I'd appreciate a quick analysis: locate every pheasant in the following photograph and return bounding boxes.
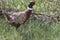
[2,1,35,29]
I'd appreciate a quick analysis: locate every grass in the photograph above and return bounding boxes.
[0,0,60,40]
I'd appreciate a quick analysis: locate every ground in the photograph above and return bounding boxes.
[0,0,60,40]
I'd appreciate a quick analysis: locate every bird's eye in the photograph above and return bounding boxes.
[30,2,35,6]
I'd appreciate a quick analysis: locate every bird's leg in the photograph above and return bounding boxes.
[15,24,20,30]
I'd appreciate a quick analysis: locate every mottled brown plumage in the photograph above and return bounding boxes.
[2,1,35,29]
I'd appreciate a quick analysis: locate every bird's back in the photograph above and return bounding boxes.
[9,11,27,24]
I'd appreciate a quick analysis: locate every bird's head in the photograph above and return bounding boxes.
[27,1,35,10]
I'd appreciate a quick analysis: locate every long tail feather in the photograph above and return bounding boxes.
[2,10,11,20]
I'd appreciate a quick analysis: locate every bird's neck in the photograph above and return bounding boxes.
[27,7,32,10]
[24,7,32,20]
[25,7,32,13]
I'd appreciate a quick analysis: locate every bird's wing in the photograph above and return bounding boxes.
[16,13,26,24]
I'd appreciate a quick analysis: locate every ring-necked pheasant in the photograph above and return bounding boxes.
[2,1,35,29]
